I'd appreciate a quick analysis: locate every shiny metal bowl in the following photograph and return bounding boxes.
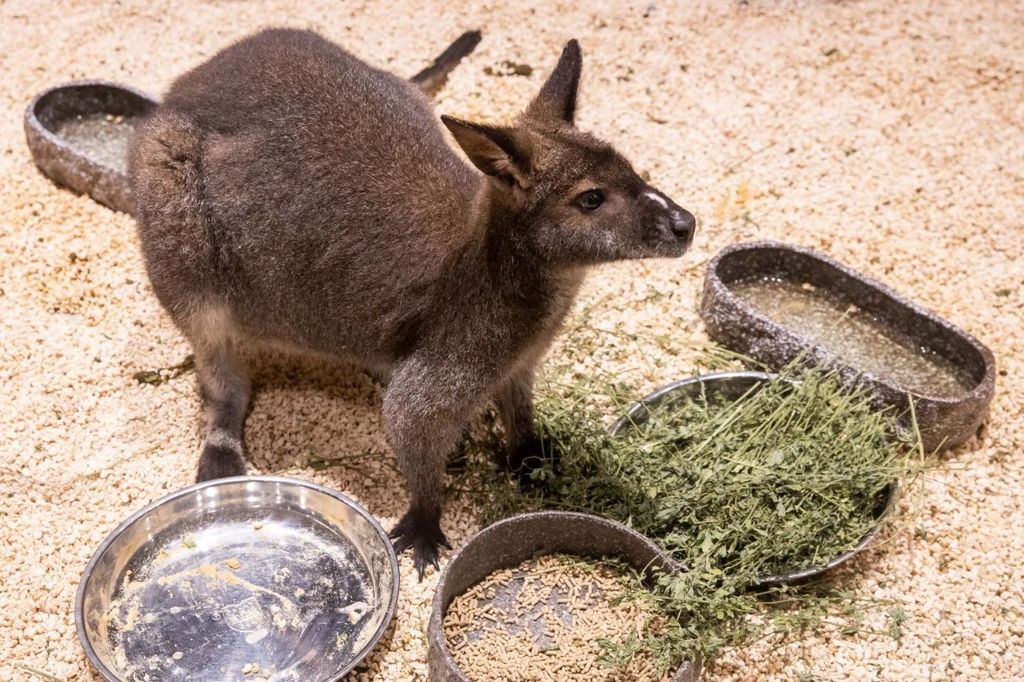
[75,476,399,682]
[609,371,898,587]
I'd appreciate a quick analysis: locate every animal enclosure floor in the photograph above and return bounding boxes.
[1,1,1022,680]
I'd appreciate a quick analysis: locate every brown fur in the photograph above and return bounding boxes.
[128,29,696,577]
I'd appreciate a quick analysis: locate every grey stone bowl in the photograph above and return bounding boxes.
[24,80,156,214]
[700,241,996,452]
[427,511,700,681]
[609,370,898,587]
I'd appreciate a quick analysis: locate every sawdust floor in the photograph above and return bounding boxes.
[1,1,1022,680]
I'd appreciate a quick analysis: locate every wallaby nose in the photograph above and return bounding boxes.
[670,209,696,243]
[642,188,696,246]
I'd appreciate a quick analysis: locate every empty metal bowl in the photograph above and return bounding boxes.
[76,476,399,682]
[609,371,898,587]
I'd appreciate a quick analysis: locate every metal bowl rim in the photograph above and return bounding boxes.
[608,370,777,435]
[607,371,900,586]
[74,474,400,682]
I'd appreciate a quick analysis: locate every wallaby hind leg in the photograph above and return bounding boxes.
[189,307,252,482]
[495,366,556,484]
[496,368,535,469]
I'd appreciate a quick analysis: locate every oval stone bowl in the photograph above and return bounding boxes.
[701,241,996,452]
[427,511,700,681]
[76,476,399,682]
[24,80,156,214]
[609,371,898,587]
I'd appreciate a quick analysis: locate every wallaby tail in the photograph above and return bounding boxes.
[411,30,482,98]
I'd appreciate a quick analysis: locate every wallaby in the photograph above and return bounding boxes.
[128,28,696,577]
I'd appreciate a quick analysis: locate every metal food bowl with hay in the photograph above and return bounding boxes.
[24,80,156,214]
[427,511,700,682]
[76,476,399,682]
[701,241,996,452]
[608,371,898,587]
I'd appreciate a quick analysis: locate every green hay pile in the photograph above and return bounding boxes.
[477,367,924,670]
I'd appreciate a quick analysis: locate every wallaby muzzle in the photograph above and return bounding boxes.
[642,187,697,254]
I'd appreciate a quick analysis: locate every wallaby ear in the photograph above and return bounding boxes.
[525,39,582,125]
[441,115,530,188]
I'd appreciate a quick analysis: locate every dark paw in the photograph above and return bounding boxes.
[196,443,246,482]
[389,510,451,581]
[504,435,560,488]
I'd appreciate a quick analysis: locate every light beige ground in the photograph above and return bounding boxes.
[1,1,1022,680]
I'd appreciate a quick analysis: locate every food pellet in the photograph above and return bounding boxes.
[444,554,672,681]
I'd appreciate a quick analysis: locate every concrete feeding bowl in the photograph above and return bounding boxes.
[427,511,700,682]
[24,80,156,214]
[701,241,996,452]
[609,370,897,587]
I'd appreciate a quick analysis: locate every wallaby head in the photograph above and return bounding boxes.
[442,40,696,267]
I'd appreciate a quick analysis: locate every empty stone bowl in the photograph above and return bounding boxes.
[24,80,156,213]
[427,511,700,681]
[701,241,996,452]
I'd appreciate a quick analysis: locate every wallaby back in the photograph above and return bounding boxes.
[132,29,482,363]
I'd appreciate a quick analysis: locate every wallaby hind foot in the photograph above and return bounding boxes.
[197,440,247,481]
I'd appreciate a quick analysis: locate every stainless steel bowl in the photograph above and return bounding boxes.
[75,476,399,682]
[609,371,898,587]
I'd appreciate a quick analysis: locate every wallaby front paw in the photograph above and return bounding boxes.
[196,442,246,482]
[389,510,451,581]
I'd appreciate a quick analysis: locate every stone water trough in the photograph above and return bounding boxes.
[24,80,156,214]
[701,241,996,452]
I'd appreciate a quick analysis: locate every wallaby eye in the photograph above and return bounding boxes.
[577,189,605,211]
